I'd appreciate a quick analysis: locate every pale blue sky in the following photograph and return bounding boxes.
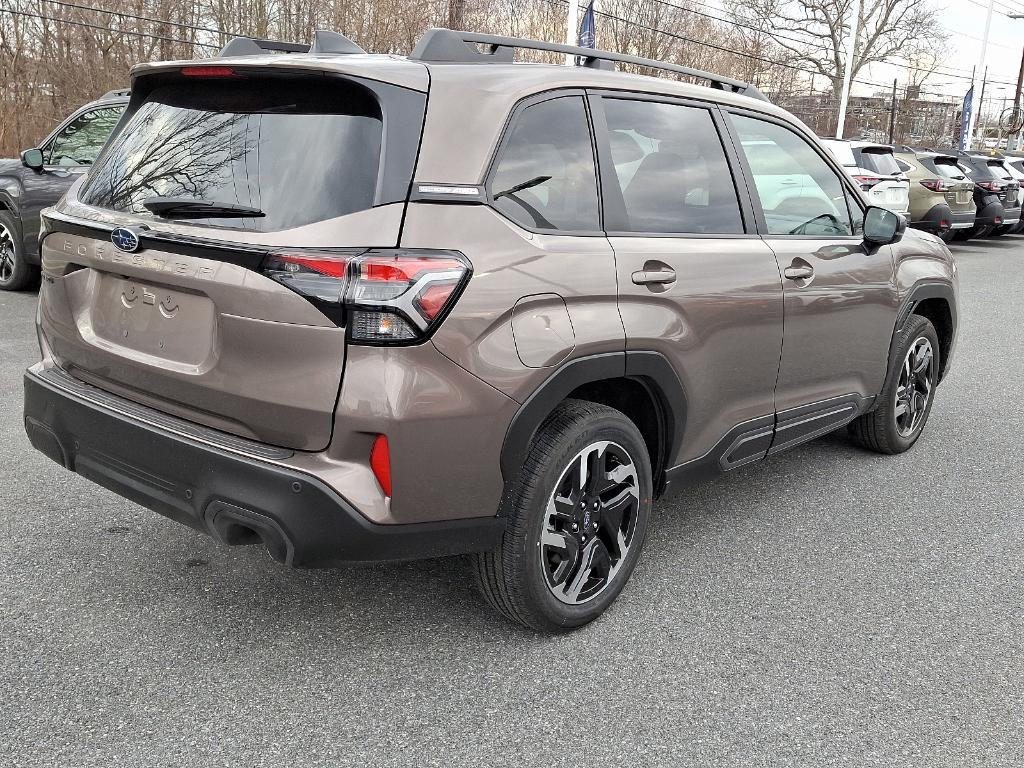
[859,0,1024,101]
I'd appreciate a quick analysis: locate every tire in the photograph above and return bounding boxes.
[991,224,1009,237]
[848,314,940,455]
[0,210,37,291]
[937,229,955,243]
[473,399,653,633]
[951,228,972,242]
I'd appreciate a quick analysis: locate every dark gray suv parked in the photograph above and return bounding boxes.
[0,90,127,290]
[23,30,958,632]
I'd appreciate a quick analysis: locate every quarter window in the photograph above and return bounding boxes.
[729,114,855,236]
[46,107,123,167]
[489,96,600,232]
[602,99,743,234]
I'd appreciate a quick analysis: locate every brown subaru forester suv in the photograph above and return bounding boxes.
[24,29,958,632]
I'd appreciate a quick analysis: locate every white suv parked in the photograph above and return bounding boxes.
[820,139,911,216]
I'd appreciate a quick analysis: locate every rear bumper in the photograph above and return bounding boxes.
[23,365,504,566]
[911,204,975,233]
[975,200,1005,227]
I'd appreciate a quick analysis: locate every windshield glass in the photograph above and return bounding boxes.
[80,78,383,231]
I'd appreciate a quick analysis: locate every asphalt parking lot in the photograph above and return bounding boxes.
[2,236,1023,767]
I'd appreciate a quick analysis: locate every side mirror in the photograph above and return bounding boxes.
[20,148,44,171]
[863,206,906,246]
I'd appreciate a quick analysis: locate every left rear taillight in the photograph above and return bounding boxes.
[262,249,470,344]
[854,175,883,191]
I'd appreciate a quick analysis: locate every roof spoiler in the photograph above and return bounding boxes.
[100,88,131,100]
[409,28,768,101]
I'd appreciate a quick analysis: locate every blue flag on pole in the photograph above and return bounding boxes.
[959,86,974,151]
[578,0,596,49]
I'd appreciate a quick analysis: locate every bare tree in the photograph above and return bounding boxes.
[727,0,947,96]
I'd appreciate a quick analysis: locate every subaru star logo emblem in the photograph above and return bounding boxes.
[111,227,140,253]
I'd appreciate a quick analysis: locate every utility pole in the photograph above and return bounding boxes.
[967,0,996,150]
[978,67,989,148]
[1005,16,1024,150]
[564,0,579,65]
[835,0,863,139]
[1012,47,1024,150]
[888,79,898,144]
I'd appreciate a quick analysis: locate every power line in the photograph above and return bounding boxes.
[0,8,218,48]
[637,0,834,56]
[37,0,236,38]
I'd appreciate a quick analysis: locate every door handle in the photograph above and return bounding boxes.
[631,269,677,285]
[784,264,814,280]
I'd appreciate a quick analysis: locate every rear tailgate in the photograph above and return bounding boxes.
[37,223,396,450]
[37,65,426,451]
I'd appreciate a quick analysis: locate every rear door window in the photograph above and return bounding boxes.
[488,96,600,232]
[600,98,743,234]
[728,114,854,236]
[80,77,387,232]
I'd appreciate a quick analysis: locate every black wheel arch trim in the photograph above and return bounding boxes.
[499,351,687,492]
[893,280,956,382]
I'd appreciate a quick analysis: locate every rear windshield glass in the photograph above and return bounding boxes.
[962,158,997,179]
[988,161,1013,180]
[80,78,383,231]
[857,149,901,175]
[931,158,967,180]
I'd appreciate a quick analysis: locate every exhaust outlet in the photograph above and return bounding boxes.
[205,501,294,565]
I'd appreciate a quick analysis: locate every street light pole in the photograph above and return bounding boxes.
[835,0,862,139]
[967,0,996,150]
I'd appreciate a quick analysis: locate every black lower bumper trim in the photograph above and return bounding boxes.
[23,367,504,565]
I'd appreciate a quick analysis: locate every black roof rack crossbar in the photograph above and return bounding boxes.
[409,28,767,101]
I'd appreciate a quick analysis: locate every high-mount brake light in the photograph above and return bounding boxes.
[261,249,470,344]
[181,66,239,78]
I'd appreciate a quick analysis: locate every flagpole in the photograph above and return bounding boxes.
[565,0,579,65]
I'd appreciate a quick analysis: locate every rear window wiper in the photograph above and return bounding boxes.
[142,196,266,219]
[493,175,552,200]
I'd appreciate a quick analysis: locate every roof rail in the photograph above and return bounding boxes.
[100,88,130,100]
[310,30,365,54]
[409,28,768,101]
[218,36,311,57]
[217,30,364,58]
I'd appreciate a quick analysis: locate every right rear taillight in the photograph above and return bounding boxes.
[920,179,954,192]
[262,248,470,344]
